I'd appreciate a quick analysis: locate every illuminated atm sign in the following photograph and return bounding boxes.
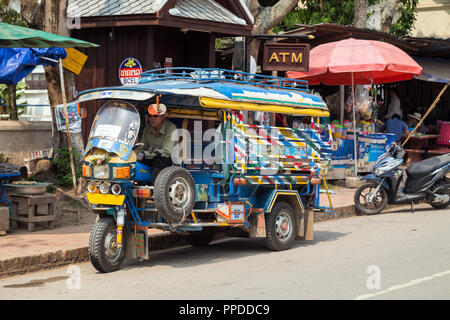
[263,43,310,72]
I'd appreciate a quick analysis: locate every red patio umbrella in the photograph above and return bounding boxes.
[286,38,422,176]
[286,38,422,85]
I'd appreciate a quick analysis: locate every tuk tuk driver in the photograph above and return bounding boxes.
[136,103,177,183]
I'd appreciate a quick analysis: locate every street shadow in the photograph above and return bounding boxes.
[370,204,440,215]
[120,230,348,272]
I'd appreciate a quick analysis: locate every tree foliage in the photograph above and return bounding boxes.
[272,0,418,37]
[0,0,27,26]
[389,0,419,37]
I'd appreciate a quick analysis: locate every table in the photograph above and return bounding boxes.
[9,193,55,232]
[404,134,440,165]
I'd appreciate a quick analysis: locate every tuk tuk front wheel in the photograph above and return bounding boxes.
[89,217,126,273]
[265,202,297,251]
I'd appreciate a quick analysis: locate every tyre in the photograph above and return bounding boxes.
[154,166,196,223]
[354,182,388,215]
[189,229,214,247]
[265,202,297,251]
[428,181,450,210]
[89,217,126,273]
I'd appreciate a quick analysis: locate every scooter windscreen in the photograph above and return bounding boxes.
[85,100,140,161]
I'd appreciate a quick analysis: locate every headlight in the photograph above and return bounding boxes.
[111,184,122,195]
[87,182,97,193]
[99,182,110,194]
[373,158,403,176]
[93,165,110,179]
[373,167,383,176]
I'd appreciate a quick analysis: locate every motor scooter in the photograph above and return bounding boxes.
[354,143,450,214]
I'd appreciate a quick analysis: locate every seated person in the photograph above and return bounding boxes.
[407,112,426,134]
[136,103,177,184]
[381,113,410,142]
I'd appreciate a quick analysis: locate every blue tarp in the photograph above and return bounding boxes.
[0,47,67,85]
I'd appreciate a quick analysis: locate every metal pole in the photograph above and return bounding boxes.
[352,73,357,177]
[58,58,77,190]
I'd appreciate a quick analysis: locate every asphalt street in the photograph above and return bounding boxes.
[1,204,450,300]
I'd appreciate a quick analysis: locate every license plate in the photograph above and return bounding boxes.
[87,193,125,205]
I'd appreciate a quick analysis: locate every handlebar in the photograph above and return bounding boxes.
[389,142,405,159]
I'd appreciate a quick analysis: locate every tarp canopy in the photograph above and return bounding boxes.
[414,57,450,83]
[0,22,99,48]
[0,47,67,84]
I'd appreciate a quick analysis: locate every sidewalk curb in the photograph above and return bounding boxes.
[0,205,357,279]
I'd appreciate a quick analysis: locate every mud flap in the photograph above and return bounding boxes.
[125,226,149,260]
[296,208,314,241]
[249,212,266,238]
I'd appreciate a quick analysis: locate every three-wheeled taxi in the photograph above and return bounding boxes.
[77,68,332,272]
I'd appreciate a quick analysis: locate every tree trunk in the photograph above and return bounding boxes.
[7,84,18,121]
[248,0,300,68]
[354,0,368,28]
[21,0,84,157]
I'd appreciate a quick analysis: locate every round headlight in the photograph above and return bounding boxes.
[111,184,121,195]
[87,182,97,193]
[99,182,110,194]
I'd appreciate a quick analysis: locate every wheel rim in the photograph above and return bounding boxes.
[275,211,293,242]
[359,185,384,210]
[168,177,191,210]
[104,229,121,263]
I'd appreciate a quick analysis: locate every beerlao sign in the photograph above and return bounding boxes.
[119,58,143,86]
[263,43,310,72]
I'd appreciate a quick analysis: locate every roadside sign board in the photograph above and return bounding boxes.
[119,58,142,86]
[263,43,310,72]
[62,48,88,75]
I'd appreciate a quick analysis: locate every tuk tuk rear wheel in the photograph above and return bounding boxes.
[265,202,297,251]
[154,166,196,223]
[89,217,126,273]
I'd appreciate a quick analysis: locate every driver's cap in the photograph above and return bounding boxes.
[148,103,167,116]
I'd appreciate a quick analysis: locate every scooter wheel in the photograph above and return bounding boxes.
[354,182,388,215]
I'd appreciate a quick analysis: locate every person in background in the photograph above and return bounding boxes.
[385,88,402,120]
[407,112,426,134]
[136,103,177,184]
[381,113,410,142]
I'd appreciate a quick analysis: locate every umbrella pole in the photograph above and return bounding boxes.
[352,73,358,177]
[58,58,77,191]
[402,83,449,148]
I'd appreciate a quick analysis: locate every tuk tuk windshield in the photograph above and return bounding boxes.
[88,101,140,147]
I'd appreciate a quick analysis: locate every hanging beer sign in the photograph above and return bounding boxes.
[119,58,142,86]
[263,43,310,72]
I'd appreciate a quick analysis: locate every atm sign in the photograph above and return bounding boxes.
[263,43,310,72]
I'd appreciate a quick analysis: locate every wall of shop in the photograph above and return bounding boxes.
[72,26,214,143]
[411,0,450,38]
[0,121,52,167]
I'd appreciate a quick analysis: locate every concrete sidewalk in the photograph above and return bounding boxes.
[0,187,357,278]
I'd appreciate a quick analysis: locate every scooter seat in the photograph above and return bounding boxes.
[406,153,450,177]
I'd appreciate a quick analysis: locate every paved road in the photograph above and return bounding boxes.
[2,205,450,300]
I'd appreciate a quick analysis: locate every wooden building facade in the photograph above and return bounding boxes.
[68,0,253,141]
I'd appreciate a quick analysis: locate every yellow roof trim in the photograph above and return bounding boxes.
[199,97,330,117]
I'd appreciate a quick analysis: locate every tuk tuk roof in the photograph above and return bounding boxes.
[77,68,329,117]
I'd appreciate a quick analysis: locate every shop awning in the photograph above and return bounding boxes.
[414,57,450,83]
